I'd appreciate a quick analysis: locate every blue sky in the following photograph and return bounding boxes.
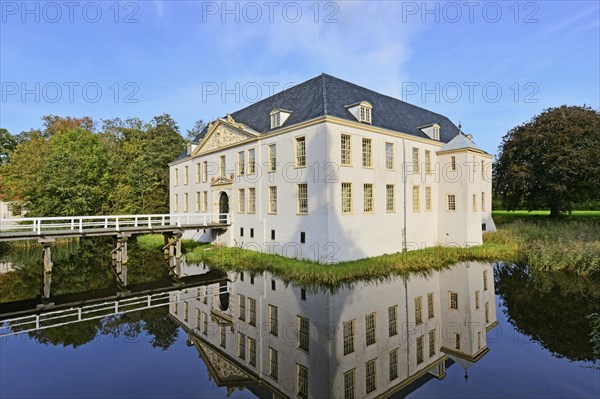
[1,0,598,155]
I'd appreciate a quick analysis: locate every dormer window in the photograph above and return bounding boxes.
[418,123,441,141]
[433,126,440,140]
[270,109,292,129]
[360,105,371,124]
[346,101,373,125]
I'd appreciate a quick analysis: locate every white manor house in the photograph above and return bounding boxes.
[169,74,495,262]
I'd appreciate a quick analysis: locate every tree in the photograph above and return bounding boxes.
[0,128,17,166]
[494,105,600,217]
[185,118,206,141]
[41,115,95,137]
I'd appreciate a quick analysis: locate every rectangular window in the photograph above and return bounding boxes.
[297,183,308,214]
[238,294,246,321]
[455,333,461,350]
[195,192,200,212]
[269,305,278,336]
[248,297,256,326]
[184,193,189,212]
[450,155,456,171]
[360,106,371,123]
[269,347,278,380]
[219,156,226,178]
[482,192,486,211]
[195,308,200,329]
[483,270,488,291]
[389,349,398,380]
[342,183,352,213]
[271,112,280,129]
[296,136,306,167]
[298,316,309,352]
[416,335,424,364]
[341,134,352,166]
[447,194,456,211]
[174,194,178,212]
[481,160,485,179]
[485,302,490,323]
[195,163,201,183]
[412,147,420,173]
[385,142,394,169]
[362,138,372,167]
[433,126,440,140]
[425,187,432,211]
[425,150,431,174]
[297,364,308,399]
[238,151,245,176]
[248,338,256,366]
[363,183,373,213]
[202,312,208,335]
[268,144,277,172]
[248,188,256,214]
[238,333,246,360]
[473,194,477,212]
[268,186,277,214]
[415,296,423,325]
[174,168,179,186]
[427,292,434,319]
[478,331,482,349]
[386,184,395,212]
[220,325,226,348]
[344,369,355,399]
[449,292,458,309]
[202,191,208,212]
[388,305,398,337]
[365,312,376,346]
[366,359,377,393]
[343,320,355,355]
[413,186,420,212]
[429,330,436,358]
[184,166,189,185]
[183,301,189,321]
[475,291,480,309]
[238,189,245,213]
[248,149,256,174]
[202,161,208,182]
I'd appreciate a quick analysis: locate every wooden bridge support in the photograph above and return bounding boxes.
[40,239,55,300]
[111,234,130,288]
[163,232,183,279]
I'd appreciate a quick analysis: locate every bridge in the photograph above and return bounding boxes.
[0,213,230,300]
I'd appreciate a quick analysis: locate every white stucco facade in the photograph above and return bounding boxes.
[169,115,494,262]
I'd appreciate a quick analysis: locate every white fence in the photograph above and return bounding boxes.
[0,213,230,235]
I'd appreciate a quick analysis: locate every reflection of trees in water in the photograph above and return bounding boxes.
[0,238,170,303]
[23,307,179,349]
[495,263,600,362]
[1,238,179,349]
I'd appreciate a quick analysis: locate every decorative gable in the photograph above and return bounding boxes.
[193,117,256,155]
[346,101,372,124]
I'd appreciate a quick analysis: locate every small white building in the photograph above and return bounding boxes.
[170,261,498,398]
[169,74,495,262]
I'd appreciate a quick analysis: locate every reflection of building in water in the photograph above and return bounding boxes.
[170,262,497,398]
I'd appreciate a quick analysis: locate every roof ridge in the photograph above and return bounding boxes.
[321,73,328,115]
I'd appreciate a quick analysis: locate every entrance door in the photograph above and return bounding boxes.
[219,192,229,223]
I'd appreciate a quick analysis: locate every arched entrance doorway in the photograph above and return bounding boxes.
[219,192,229,223]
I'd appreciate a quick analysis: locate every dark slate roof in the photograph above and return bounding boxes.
[188,73,461,148]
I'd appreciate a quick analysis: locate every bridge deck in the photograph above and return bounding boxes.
[0,213,230,241]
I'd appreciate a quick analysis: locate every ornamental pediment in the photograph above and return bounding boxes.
[211,177,234,187]
[194,116,256,155]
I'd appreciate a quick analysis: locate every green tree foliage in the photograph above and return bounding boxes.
[0,128,17,166]
[3,114,186,216]
[494,105,600,217]
[185,118,206,141]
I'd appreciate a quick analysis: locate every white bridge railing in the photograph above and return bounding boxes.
[0,213,230,235]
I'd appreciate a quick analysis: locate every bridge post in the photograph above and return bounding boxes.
[162,231,183,279]
[111,234,130,288]
[39,239,55,300]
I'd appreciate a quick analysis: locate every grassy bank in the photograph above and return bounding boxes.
[135,219,599,285]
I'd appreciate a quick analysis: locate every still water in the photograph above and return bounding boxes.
[0,240,598,398]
